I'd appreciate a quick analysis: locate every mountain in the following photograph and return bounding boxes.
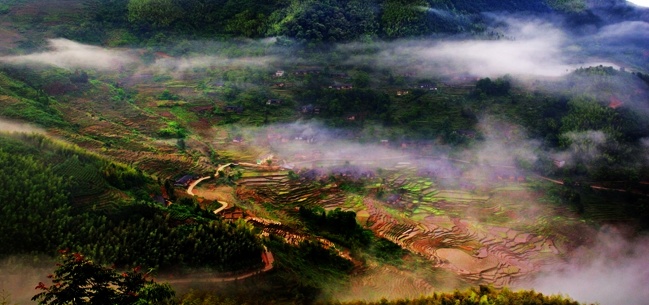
[5,0,647,47]
[1,1,649,304]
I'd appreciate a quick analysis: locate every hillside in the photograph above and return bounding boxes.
[1,1,649,304]
[0,0,595,48]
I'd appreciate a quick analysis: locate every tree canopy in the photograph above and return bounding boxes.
[33,251,174,305]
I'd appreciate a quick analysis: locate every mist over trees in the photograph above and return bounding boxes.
[1,0,649,304]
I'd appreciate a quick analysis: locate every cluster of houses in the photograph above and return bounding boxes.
[275,70,349,78]
[224,105,244,113]
[490,169,526,183]
[266,99,282,105]
[182,67,490,125]
[191,105,215,114]
[417,83,438,90]
[329,84,354,90]
[294,166,374,182]
[300,104,321,115]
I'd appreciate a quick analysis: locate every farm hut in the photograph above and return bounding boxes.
[174,175,196,187]
[224,105,244,113]
[329,84,353,90]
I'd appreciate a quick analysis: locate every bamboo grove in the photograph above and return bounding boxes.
[0,133,263,272]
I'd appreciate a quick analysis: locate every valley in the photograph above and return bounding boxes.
[1,0,649,304]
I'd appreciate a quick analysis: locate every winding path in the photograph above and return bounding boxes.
[186,163,236,213]
[161,246,274,284]
[186,176,212,196]
[172,164,273,284]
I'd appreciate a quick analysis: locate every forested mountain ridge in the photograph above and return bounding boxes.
[2,0,639,48]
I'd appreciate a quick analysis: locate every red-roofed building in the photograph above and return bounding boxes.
[609,96,624,109]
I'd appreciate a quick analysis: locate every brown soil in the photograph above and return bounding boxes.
[193,184,237,203]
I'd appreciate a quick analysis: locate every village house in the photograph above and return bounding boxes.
[400,71,417,77]
[397,90,410,96]
[417,83,437,90]
[400,141,416,149]
[294,69,321,76]
[152,194,166,205]
[223,105,244,113]
[301,104,321,115]
[220,206,247,221]
[330,72,349,78]
[266,99,282,105]
[456,129,477,138]
[329,84,353,90]
[174,174,197,187]
[609,96,624,109]
[491,169,525,183]
[274,70,285,77]
[386,194,401,205]
[191,105,215,115]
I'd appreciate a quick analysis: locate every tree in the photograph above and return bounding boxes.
[380,0,429,38]
[33,251,174,305]
[280,0,377,43]
[225,10,268,37]
[127,0,183,28]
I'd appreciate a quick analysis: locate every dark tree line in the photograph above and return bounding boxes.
[0,133,264,272]
[33,251,175,305]
[74,0,566,44]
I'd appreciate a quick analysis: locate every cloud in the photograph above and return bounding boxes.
[0,119,45,134]
[150,55,277,73]
[525,226,649,305]
[596,20,649,40]
[237,121,408,170]
[412,20,570,77]
[339,18,580,78]
[0,256,53,305]
[0,38,137,71]
[473,116,541,167]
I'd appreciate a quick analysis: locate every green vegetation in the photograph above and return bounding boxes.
[33,251,175,305]
[0,0,587,47]
[325,285,592,304]
[299,206,373,248]
[267,237,355,301]
[0,145,73,256]
[1,1,647,304]
[0,133,263,271]
[0,71,68,128]
[158,121,187,138]
[176,285,592,304]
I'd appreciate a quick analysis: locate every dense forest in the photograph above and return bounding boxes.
[0,133,263,272]
[178,285,594,305]
[0,0,599,48]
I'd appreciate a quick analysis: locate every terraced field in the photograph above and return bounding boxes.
[236,171,347,209]
[232,164,575,289]
[357,170,570,287]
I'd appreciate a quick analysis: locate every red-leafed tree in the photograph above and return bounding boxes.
[32,251,174,305]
